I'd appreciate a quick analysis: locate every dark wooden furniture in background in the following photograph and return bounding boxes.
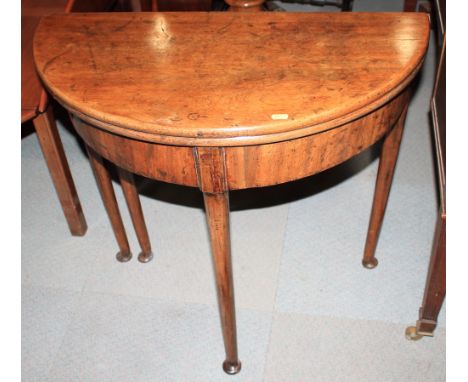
[156,0,212,11]
[22,0,145,236]
[22,0,88,236]
[34,12,429,374]
[406,0,445,340]
[265,0,352,12]
[228,0,352,11]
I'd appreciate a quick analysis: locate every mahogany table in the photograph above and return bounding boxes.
[34,12,430,374]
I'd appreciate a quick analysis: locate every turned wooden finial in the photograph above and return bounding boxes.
[225,0,265,12]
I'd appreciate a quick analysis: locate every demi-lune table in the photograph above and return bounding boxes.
[34,12,429,374]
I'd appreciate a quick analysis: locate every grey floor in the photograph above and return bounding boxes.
[22,1,446,381]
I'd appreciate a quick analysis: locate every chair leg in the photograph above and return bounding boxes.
[86,145,132,262]
[117,167,153,263]
[195,147,241,375]
[33,106,87,236]
[362,105,409,269]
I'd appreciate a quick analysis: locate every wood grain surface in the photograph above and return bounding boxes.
[34,12,429,146]
[71,88,407,190]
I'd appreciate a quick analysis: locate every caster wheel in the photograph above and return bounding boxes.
[405,326,424,341]
[223,360,241,375]
[116,250,132,262]
[362,257,378,269]
[138,251,154,263]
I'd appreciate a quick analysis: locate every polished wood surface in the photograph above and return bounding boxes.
[34,12,429,146]
[34,12,430,373]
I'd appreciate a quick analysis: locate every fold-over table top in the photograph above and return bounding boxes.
[34,12,429,146]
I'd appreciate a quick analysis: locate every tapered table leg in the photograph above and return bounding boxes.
[195,147,241,375]
[118,167,153,263]
[86,146,132,262]
[406,209,446,340]
[33,106,87,236]
[362,104,409,269]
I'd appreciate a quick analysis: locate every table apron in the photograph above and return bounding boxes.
[71,90,408,190]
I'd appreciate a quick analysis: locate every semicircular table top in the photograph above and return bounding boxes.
[34,12,429,146]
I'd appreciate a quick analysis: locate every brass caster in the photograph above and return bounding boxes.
[223,360,241,375]
[116,250,132,263]
[138,251,154,263]
[362,257,378,269]
[405,326,424,341]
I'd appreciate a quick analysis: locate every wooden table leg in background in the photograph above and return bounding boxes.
[362,102,409,269]
[406,209,446,340]
[86,145,132,262]
[418,211,446,335]
[195,147,241,375]
[33,106,87,236]
[118,167,154,263]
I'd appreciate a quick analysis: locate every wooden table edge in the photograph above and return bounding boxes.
[38,55,424,147]
[33,12,430,146]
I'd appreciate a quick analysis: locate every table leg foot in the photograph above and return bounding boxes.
[223,360,242,375]
[116,250,132,262]
[138,251,154,263]
[405,326,424,341]
[362,257,378,269]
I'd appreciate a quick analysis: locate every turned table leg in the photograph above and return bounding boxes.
[86,145,132,262]
[33,106,87,236]
[117,167,154,263]
[362,104,409,269]
[195,147,241,375]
